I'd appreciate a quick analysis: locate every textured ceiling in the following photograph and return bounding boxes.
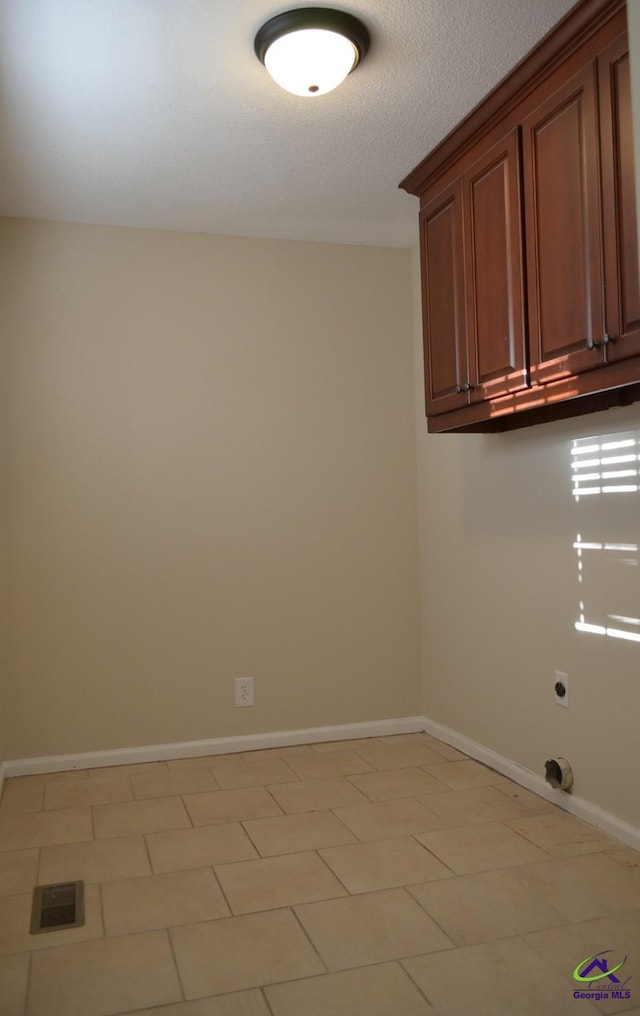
[0,0,577,246]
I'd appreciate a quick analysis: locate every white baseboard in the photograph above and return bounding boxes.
[2,716,426,779]
[422,716,640,852]
[4,712,639,853]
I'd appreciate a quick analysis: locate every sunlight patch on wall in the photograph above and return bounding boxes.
[571,432,640,644]
[571,435,639,498]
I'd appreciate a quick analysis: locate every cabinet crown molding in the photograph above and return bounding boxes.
[400,0,626,198]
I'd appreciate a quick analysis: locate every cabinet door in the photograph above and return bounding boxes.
[522,62,605,384]
[599,35,640,363]
[419,180,468,415]
[463,129,528,401]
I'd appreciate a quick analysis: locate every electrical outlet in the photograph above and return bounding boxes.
[234,676,254,707]
[554,671,569,707]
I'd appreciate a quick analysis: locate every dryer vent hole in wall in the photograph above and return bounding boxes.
[30,881,85,934]
[544,757,574,792]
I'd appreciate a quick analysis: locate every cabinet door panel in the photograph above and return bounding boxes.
[419,181,468,415]
[599,36,640,362]
[463,129,528,401]
[523,63,604,383]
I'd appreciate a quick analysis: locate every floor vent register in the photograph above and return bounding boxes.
[30,881,85,934]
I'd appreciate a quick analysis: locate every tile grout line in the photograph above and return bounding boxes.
[164,925,188,1003]
[181,793,195,829]
[399,952,445,1012]
[418,765,456,790]
[97,879,106,939]
[277,757,303,782]
[260,984,276,1015]
[178,793,194,830]
[289,904,329,975]
[261,957,442,1010]
[209,863,234,918]
[407,830,459,877]
[262,784,286,818]
[35,843,42,888]
[23,948,33,1016]
[327,805,364,842]
[497,820,557,859]
[313,846,356,897]
[397,882,461,948]
[503,932,568,978]
[502,855,588,914]
[125,773,135,814]
[239,817,263,858]
[141,829,155,877]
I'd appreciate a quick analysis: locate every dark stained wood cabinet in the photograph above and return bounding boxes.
[599,34,640,363]
[421,129,528,415]
[419,180,467,415]
[463,129,528,402]
[522,62,604,384]
[401,0,640,433]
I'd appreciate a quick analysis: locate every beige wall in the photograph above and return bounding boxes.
[1,218,421,759]
[412,254,640,828]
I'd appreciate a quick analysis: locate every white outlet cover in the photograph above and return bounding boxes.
[234,676,254,708]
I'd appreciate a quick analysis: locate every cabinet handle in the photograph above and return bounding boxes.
[461,383,474,393]
[455,385,463,394]
[586,333,616,350]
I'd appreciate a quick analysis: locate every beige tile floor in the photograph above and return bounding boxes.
[0,731,639,1015]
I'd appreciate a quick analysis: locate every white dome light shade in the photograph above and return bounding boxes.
[265,28,357,97]
[255,8,370,98]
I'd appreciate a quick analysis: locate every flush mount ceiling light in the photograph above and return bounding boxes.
[254,7,370,97]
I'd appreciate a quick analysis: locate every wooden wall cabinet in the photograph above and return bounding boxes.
[599,34,640,362]
[420,130,527,416]
[402,0,640,433]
